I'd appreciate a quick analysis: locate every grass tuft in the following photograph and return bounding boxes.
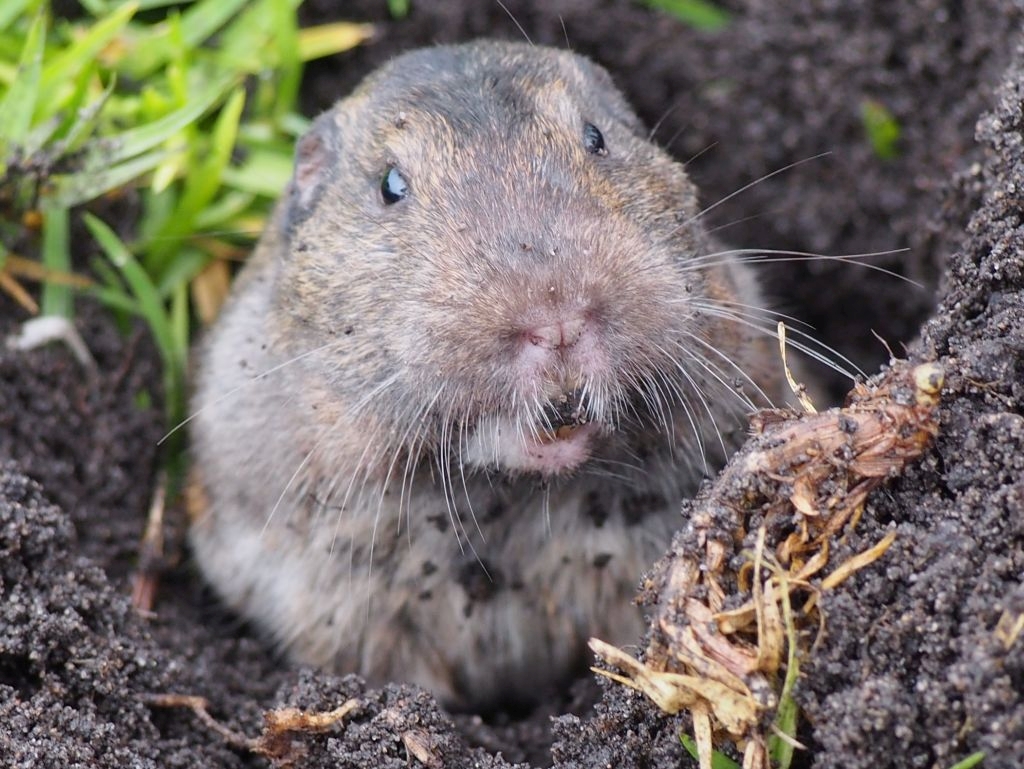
[0,0,372,483]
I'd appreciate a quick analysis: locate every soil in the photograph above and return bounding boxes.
[1,2,1022,768]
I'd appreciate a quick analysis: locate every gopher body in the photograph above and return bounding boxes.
[189,40,786,710]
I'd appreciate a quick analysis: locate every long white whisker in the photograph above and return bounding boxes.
[495,0,533,44]
[693,305,863,379]
[683,248,921,286]
[688,298,815,330]
[655,354,714,472]
[261,419,336,536]
[437,404,466,553]
[383,385,444,538]
[673,334,772,409]
[677,152,831,231]
[457,409,487,544]
[161,339,342,444]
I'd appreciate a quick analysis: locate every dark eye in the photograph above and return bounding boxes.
[381,166,409,204]
[583,123,607,156]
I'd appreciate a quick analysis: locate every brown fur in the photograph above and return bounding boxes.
[189,40,788,710]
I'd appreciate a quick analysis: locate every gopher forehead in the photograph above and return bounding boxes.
[356,61,587,145]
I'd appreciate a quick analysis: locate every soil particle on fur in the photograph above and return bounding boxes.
[2,2,1024,769]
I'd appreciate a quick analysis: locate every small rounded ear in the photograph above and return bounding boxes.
[284,110,341,232]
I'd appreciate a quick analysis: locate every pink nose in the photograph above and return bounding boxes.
[526,317,586,350]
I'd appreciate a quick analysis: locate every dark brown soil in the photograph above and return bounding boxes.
[2,2,1023,768]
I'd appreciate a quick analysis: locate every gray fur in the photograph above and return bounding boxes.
[189,40,787,710]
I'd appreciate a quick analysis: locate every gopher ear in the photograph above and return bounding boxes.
[284,110,340,232]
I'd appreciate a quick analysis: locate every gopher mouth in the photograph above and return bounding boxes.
[461,388,601,476]
[536,387,590,440]
[536,423,588,444]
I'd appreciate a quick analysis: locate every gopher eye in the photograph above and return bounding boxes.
[583,123,607,156]
[381,166,409,204]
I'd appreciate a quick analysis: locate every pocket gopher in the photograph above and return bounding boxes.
[189,40,788,710]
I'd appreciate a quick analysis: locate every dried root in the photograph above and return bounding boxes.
[143,693,360,768]
[591,358,944,769]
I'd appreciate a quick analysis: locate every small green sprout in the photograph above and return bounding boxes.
[640,0,731,31]
[860,98,902,160]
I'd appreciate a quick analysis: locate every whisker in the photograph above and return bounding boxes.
[437,404,467,553]
[676,152,831,232]
[684,248,921,287]
[657,354,715,472]
[647,99,682,143]
[260,418,338,537]
[329,426,390,557]
[495,0,533,44]
[693,304,863,380]
[457,409,487,545]
[161,339,342,444]
[683,140,718,166]
[381,385,443,538]
[558,14,571,51]
[702,209,776,237]
[688,298,815,330]
[673,333,773,408]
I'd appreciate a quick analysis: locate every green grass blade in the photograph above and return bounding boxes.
[179,0,250,48]
[37,3,138,122]
[87,0,204,10]
[90,249,129,292]
[59,71,116,153]
[88,284,139,314]
[387,0,410,20]
[51,147,174,208]
[948,752,985,769]
[168,277,189,423]
[21,62,101,157]
[768,571,801,769]
[138,0,204,9]
[84,213,182,422]
[860,99,901,160]
[641,0,731,30]
[171,273,189,355]
[185,85,246,208]
[77,0,107,14]
[137,182,177,244]
[83,73,235,168]
[269,0,301,118]
[0,0,38,33]
[148,87,245,270]
[84,214,171,354]
[39,201,72,319]
[20,114,63,159]
[109,10,180,79]
[193,189,256,230]
[679,734,741,769]
[0,9,46,149]
[279,112,311,137]
[156,247,209,298]
[220,147,293,197]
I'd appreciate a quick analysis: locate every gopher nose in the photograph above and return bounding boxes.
[525,317,586,351]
